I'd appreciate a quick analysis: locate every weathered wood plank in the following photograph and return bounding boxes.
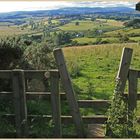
[128,69,138,111]
[87,124,105,138]
[116,47,133,94]
[78,100,110,108]
[128,69,138,135]
[12,70,28,138]
[2,92,140,100]
[0,70,11,79]
[53,48,85,137]
[24,70,49,80]
[50,70,62,137]
[5,114,140,125]
[0,70,49,80]
[138,71,140,78]
[1,114,108,124]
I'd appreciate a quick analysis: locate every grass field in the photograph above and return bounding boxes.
[63,43,140,100]
[130,37,140,41]
[59,19,122,31]
[73,37,119,44]
[105,28,140,37]
[0,26,29,37]
[98,19,124,27]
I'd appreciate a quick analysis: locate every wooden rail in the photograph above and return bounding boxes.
[2,113,140,125]
[0,70,49,79]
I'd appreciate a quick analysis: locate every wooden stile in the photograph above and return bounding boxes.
[53,48,85,137]
[12,70,28,138]
[0,47,140,138]
[50,70,62,137]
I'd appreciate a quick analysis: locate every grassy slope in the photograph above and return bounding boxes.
[105,28,140,37]
[59,19,122,31]
[63,43,140,100]
[0,26,30,37]
[73,37,119,44]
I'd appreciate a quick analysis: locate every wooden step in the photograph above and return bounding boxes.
[87,124,105,138]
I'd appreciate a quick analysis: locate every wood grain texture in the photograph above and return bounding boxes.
[54,48,85,137]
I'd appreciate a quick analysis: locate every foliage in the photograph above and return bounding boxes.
[124,19,140,29]
[30,118,54,137]
[0,37,24,69]
[118,33,130,43]
[53,31,72,46]
[86,77,95,99]
[95,37,102,44]
[0,118,15,138]
[24,42,55,70]
[106,80,137,138]
[75,21,79,26]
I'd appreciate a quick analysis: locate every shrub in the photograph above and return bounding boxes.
[24,42,55,70]
[106,80,137,138]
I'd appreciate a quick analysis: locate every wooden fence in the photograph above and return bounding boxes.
[0,47,140,138]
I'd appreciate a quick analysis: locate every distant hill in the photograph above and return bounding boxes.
[0,7,139,22]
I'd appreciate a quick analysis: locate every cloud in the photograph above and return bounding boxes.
[0,1,136,13]
[67,1,135,8]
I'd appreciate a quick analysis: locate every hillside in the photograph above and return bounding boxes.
[63,43,140,100]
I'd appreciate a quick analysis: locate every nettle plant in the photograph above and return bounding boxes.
[106,79,137,138]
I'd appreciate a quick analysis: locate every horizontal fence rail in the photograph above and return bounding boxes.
[2,114,140,125]
[0,70,50,79]
[0,92,111,108]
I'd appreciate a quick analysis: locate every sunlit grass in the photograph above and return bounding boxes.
[59,19,121,31]
[63,43,140,100]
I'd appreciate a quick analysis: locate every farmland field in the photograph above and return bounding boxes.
[0,26,30,37]
[73,37,119,44]
[59,19,122,31]
[63,43,140,100]
[105,28,140,37]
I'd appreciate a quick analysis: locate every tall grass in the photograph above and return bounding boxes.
[63,43,140,100]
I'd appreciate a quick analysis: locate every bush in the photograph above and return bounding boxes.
[106,80,137,138]
[24,42,55,70]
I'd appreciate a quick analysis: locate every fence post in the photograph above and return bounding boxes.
[128,69,138,135]
[53,48,85,138]
[50,70,62,137]
[128,69,138,112]
[12,70,28,138]
[116,47,133,94]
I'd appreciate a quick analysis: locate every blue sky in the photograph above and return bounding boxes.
[0,1,136,13]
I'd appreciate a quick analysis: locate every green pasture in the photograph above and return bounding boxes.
[105,28,140,37]
[73,37,119,44]
[130,37,140,41]
[59,19,121,31]
[63,43,140,100]
[0,26,29,37]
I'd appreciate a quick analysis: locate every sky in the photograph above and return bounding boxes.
[0,1,137,13]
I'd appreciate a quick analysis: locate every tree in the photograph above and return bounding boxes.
[0,37,30,69]
[136,2,140,11]
[75,21,79,26]
[91,17,96,21]
[124,19,140,29]
[118,33,129,43]
[48,19,52,25]
[53,32,72,46]
[24,42,55,70]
